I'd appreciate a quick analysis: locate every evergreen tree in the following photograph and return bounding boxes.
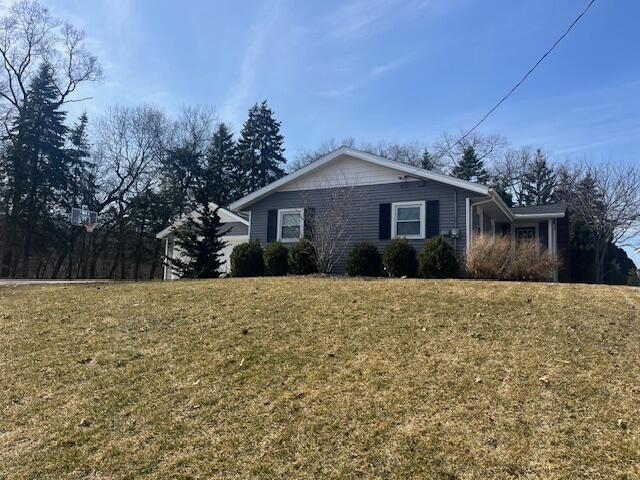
[551,165,573,204]
[160,143,203,218]
[67,113,95,208]
[236,100,286,195]
[451,146,489,183]
[205,123,236,206]
[521,149,556,206]
[420,148,435,170]
[5,63,69,276]
[167,143,229,278]
[490,176,514,207]
[168,203,228,279]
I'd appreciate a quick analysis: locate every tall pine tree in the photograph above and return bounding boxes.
[236,100,286,195]
[67,113,95,209]
[521,149,556,206]
[205,122,236,206]
[5,63,69,277]
[451,146,489,183]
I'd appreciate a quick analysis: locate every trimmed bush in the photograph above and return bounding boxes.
[230,239,264,277]
[465,234,555,281]
[263,241,288,276]
[418,236,459,278]
[288,239,317,275]
[346,241,382,277]
[382,238,418,278]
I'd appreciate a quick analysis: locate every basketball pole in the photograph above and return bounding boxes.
[67,223,74,280]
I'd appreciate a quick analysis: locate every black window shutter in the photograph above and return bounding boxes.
[426,200,440,237]
[379,203,391,239]
[267,209,277,242]
[304,207,315,239]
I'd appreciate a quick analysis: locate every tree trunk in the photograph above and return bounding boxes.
[51,251,67,279]
[594,242,606,284]
[149,241,161,280]
[133,208,147,280]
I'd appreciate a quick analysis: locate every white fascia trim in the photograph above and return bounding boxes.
[276,208,304,243]
[512,212,565,220]
[488,190,515,221]
[229,146,490,211]
[156,202,248,239]
[391,200,426,240]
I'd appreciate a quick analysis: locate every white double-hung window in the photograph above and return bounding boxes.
[277,208,304,242]
[392,201,425,239]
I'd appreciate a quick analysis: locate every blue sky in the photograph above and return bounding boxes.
[45,0,640,261]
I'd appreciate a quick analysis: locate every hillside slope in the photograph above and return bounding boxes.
[1,278,639,479]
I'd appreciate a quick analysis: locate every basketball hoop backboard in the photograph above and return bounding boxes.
[70,207,98,232]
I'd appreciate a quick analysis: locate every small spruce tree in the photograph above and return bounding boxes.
[421,148,435,170]
[168,203,228,278]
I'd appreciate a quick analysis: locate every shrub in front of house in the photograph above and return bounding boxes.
[465,234,555,281]
[382,238,418,277]
[288,239,317,275]
[346,241,382,277]
[230,239,264,277]
[263,241,288,276]
[418,236,459,278]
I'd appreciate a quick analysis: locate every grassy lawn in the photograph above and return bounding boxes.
[1,277,639,479]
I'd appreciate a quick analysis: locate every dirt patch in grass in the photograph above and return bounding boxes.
[1,278,639,479]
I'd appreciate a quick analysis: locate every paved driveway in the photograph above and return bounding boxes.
[0,279,110,287]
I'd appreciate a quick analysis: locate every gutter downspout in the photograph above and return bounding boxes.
[451,187,457,251]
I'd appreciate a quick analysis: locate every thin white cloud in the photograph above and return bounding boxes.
[370,57,408,77]
[222,0,283,127]
[323,0,463,40]
[323,0,399,40]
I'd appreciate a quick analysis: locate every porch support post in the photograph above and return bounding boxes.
[163,238,169,280]
[548,219,558,282]
[466,198,472,250]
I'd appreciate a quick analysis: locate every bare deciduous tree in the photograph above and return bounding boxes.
[571,161,640,284]
[432,130,507,171]
[303,177,361,274]
[0,0,102,125]
[90,105,168,278]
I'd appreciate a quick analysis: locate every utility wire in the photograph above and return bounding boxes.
[432,0,597,162]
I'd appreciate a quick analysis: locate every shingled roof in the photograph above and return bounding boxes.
[509,204,566,216]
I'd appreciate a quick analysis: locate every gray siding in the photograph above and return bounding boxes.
[246,180,482,274]
[222,222,248,236]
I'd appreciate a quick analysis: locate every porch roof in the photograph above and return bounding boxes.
[510,204,566,220]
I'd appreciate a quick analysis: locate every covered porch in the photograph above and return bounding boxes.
[465,199,568,281]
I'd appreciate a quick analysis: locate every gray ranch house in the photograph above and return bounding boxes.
[228,147,569,280]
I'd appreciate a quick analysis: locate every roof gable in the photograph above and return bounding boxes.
[156,202,249,239]
[230,147,490,210]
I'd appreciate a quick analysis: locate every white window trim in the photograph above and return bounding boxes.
[277,208,304,243]
[391,201,426,240]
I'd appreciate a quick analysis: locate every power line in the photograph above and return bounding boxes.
[439,0,597,159]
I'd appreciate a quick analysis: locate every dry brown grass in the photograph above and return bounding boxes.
[1,277,639,479]
[466,235,556,281]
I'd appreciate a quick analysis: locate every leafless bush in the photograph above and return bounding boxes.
[466,234,555,281]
